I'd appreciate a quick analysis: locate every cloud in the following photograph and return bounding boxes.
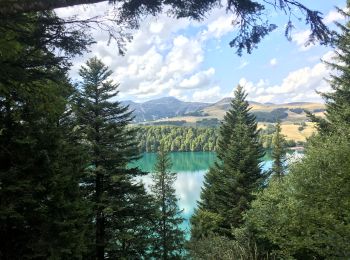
[56,1,107,19]
[321,50,336,63]
[58,4,336,104]
[270,58,277,66]
[168,88,189,101]
[191,86,223,102]
[165,35,204,74]
[179,68,215,89]
[292,30,314,51]
[291,7,347,52]
[58,4,233,101]
[324,8,346,25]
[201,14,236,40]
[111,34,207,99]
[237,51,334,103]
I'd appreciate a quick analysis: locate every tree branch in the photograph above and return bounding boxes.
[0,0,108,16]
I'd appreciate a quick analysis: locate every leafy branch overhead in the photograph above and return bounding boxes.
[0,0,333,55]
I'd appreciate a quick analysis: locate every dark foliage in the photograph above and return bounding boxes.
[191,86,265,239]
[253,108,288,123]
[75,57,156,259]
[0,12,92,259]
[150,146,186,259]
[0,0,333,56]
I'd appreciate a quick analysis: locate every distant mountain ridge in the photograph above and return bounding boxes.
[121,97,210,122]
[121,96,325,123]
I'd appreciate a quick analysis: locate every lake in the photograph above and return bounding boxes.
[131,151,274,233]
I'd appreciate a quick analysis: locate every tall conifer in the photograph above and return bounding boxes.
[192,85,264,238]
[151,145,185,259]
[309,6,350,133]
[76,57,155,259]
[0,13,91,259]
[271,121,287,179]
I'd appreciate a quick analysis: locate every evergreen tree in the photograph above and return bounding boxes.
[310,6,350,134]
[191,85,264,238]
[151,145,185,259]
[76,57,155,259]
[246,131,350,258]
[325,15,350,126]
[0,12,91,259]
[243,7,350,258]
[271,121,287,178]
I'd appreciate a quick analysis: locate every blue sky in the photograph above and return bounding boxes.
[57,0,346,103]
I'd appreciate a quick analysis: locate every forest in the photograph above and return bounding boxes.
[135,125,299,153]
[136,126,219,152]
[0,0,349,259]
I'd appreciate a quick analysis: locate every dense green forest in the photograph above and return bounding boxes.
[135,126,219,152]
[135,125,299,152]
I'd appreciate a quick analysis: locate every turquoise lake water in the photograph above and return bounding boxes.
[131,151,274,233]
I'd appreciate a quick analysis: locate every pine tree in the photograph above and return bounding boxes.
[151,145,185,259]
[246,129,350,258]
[310,6,350,134]
[271,121,287,179]
[76,57,155,259]
[0,13,91,259]
[191,85,265,238]
[244,7,350,257]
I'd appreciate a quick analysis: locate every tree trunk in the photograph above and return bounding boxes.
[0,0,107,16]
[96,172,105,260]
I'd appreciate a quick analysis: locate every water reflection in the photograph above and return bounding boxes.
[131,152,217,173]
[138,170,206,233]
[133,152,276,233]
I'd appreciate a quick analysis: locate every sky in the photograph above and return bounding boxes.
[57,0,346,104]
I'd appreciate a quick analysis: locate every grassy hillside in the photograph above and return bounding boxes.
[142,100,323,142]
[149,102,324,123]
[202,99,325,122]
[258,122,316,142]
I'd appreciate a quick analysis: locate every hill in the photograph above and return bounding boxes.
[126,96,325,142]
[201,98,325,122]
[127,96,325,124]
[122,97,210,122]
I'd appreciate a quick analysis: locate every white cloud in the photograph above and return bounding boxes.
[192,86,223,102]
[321,50,336,63]
[201,14,236,40]
[56,2,107,19]
[270,58,277,66]
[113,34,207,99]
[59,4,337,104]
[292,30,314,51]
[58,4,234,100]
[324,8,346,25]
[149,22,164,34]
[291,7,347,52]
[238,78,268,96]
[168,88,189,101]
[179,68,215,89]
[165,35,204,74]
[237,51,334,103]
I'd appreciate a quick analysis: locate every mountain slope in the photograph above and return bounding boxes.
[201,98,325,122]
[121,96,325,123]
[122,97,210,122]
